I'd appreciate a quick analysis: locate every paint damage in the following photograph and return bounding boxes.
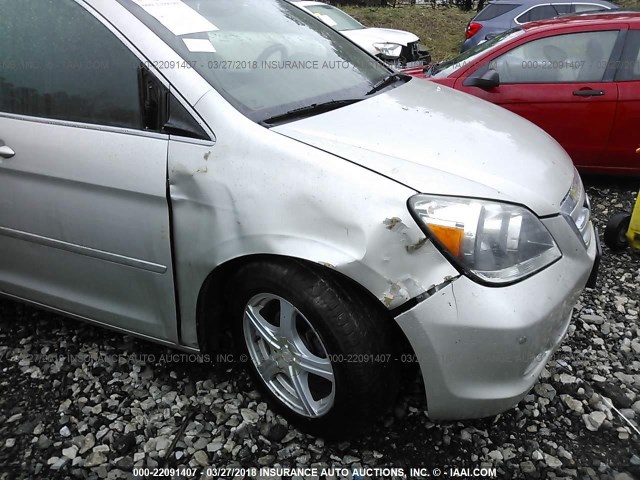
[370,217,456,308]
[167,89,461,348]
[383,217,427,253]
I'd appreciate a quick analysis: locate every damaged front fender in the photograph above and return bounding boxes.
[168,90,459,347]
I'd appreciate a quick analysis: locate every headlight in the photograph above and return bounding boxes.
[373,42,403,59]
[409,195,562,285]
[560,168,591,247]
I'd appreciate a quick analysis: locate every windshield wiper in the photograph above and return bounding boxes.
[260,99,362,126]
[365,72,410,96]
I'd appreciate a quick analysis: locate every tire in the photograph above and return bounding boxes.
[229,259,399,437]
[604,213,631,252]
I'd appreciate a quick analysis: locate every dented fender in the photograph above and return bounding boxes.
[168,90,459,347]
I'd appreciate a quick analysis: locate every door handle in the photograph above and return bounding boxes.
[573,89,605,97]
[0,145,15,159]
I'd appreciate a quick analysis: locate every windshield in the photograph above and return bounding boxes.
[117,0,390,124]
[430,28,525,78]
[303,4,366,31]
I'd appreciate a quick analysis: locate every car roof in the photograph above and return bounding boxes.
[519,10,640,30]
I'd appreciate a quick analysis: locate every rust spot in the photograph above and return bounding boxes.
[384,217,403,230]
[406,237,427,253]
[383,217,409,234]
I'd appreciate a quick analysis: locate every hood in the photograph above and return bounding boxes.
[272,79,574,217]
[342,27,420,55]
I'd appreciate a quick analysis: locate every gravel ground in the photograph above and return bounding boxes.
[0,177,638,480]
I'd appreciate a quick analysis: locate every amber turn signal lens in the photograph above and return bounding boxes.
[428,224,464,257]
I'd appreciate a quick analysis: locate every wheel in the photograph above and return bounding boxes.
[230,259,399,437]
[604,213,631,252]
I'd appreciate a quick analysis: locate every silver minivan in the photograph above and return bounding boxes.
[0,0,598,436]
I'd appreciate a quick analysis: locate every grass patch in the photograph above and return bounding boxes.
[617,0,640,9]
[339,5,474,61]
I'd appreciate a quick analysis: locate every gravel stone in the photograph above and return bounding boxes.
[206,441,223,453]
[79,434,96,454]
[241,408,259,424]
[614,474,635,480]
[84,452,107,468]
[561,395,584,413]
[37,435,52,450]
[155,437,171,452]
[62,445,78,459]
[139,398,155,411]
[520,461,536,474]
[193,450,209,467]
[267,423,288,442]
[620,408,635,420]
[583,411,607,431]
[544,453,562,468]
[581,314,604,324]
[534,383,557,400]
[50,457,69,471]
[7,414,22,423]
[116,456,134,470]
[258,454,275,466]
[559,373,578,384]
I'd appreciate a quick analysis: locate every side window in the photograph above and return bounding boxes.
[615,30,640,81]
[552,4,572,15]
[573,3,607,12]
[489,30,619,83]
[517,5,559,23]
[474,3,521,21]
[0,0,142,129]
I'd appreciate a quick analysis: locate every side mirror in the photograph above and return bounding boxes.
[463,69,500,89]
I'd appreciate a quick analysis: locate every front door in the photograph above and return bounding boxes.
[0,0,177,340]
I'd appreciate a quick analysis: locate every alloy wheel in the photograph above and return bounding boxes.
[242,293,335,418]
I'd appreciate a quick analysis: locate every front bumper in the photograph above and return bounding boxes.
[381,41,431,70]
[395,216,597,420]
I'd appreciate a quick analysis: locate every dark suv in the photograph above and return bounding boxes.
[461,0,616,51]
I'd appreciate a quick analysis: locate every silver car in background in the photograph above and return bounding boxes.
[0,0,598,436]
[462,0,616,51]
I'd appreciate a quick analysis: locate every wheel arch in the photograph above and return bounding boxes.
[195,254,414,359]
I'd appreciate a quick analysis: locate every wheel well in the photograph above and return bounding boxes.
[195,254,415,360]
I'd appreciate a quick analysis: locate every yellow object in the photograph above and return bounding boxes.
[627,193,640,251]
[429,224,464,257]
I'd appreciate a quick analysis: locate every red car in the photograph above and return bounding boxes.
[407,12,640,175]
